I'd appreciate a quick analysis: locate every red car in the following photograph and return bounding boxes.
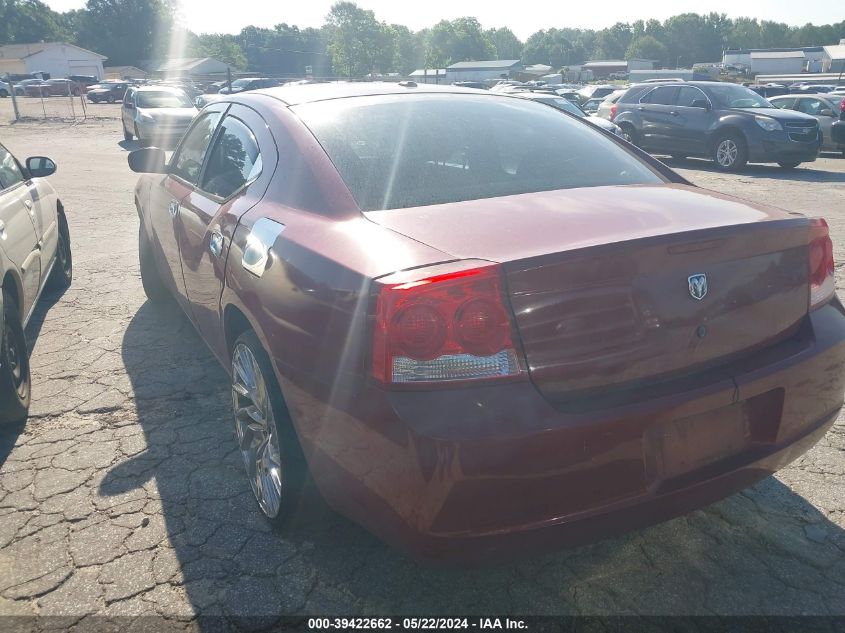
[24,78,82,97]
[128,83,845,562]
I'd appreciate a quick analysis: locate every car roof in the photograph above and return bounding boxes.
[252,81,489,106]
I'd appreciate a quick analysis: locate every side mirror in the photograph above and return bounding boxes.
[691,99,710,109]
[819,108,834,117]
[26,156,56,178]
[128,148,167,173]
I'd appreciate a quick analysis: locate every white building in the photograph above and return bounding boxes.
[723,47,826,73]
[445,60,522,83]
[0,42,106,79]
[822,44,845,73]
[750,51,805,75]
[408,68,446,84]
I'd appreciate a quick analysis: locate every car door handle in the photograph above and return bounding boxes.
[0,220,5,239]
[637,106,645,111]
[209,230,224,257]
[168,200,180,217]
[670,110,679,116]
[23,199,32,210]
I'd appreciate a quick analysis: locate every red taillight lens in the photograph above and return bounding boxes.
[609,104,618,120]
[809,218,835,310]
[372,262,523,384]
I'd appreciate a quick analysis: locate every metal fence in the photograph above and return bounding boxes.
[4,80,120,122]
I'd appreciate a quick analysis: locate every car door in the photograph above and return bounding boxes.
[668,86,714,154]
[122,87,136,131]
[147,105,228,312]
[21,160,58,279]
[0,145,40,318]
[637,86,679,150]
[177,104,278,360]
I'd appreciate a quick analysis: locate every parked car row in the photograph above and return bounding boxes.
[117,81,845,561]
[3,77,89,97]
[588,80,828,170]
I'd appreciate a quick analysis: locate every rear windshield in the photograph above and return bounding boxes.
[293,94,663,211]
[137,90,193,108]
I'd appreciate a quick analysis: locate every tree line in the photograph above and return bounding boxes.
[2,0,844,76]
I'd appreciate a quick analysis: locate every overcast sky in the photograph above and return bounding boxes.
[43,0,844,40]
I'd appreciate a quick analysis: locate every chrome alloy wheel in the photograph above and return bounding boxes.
[232,343,283,518]
[716,139,738,167]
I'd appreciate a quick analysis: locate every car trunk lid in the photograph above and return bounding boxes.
[366,184,812,399]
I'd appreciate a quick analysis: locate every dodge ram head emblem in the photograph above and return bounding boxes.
[688,274,708,301]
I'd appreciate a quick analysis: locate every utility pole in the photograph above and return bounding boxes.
[6,74,20,121]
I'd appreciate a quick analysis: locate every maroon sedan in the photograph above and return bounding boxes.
[128,83,845,562]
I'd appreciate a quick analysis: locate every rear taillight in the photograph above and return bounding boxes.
[371,262,523,385]
[809,218,835,310]
[609,104,618,120]
[839,97,845,112]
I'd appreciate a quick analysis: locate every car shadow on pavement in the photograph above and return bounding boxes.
[117,140,143,152]
[662,156,845,183]
[0,285,69,470]
[106,300,845,621]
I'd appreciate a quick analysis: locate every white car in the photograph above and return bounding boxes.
[121,85,197,147]
[0,142,72,425]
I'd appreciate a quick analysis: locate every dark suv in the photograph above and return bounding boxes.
[614,81,821,170]
[86,82,128,103]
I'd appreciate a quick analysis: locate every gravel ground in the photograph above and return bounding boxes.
[0,118,844,627]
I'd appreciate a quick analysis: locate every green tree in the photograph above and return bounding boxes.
[0,0,68,44]
[522,29,574,67]
[625,35,667,65]
[427,17,494,66]
[591,22,632,60]
[325,1,395,77]
[189,33,246,69]
[390,24,422,75]
[74,0,174,66]
[486,26,521,60]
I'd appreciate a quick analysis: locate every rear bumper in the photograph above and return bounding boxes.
[280,301,845,563]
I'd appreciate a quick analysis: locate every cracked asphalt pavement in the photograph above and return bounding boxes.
[0,116,844,627]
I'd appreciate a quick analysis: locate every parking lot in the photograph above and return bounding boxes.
[1,115,844,625]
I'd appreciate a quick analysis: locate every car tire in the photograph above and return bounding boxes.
[135,124,148,147]
[0,89,8,98]
[138,225,170,303]
[107,95,115,104]
[72,88,80,97]
[123,125,133,141]
[46,213,72,291]
[0,291,30,426]
[712,132,748,171]
[777,161,801,169]
[231,329,307,528]
[619,124,639,146]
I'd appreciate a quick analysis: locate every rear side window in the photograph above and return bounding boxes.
[294,94,663,211]
[797,98,824,116]
[641,86,678,105]
[0,145,25,189]
[676,87,708,107]
[171,112,222,184]
[200,116,262,199]
[771,98,796,110]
